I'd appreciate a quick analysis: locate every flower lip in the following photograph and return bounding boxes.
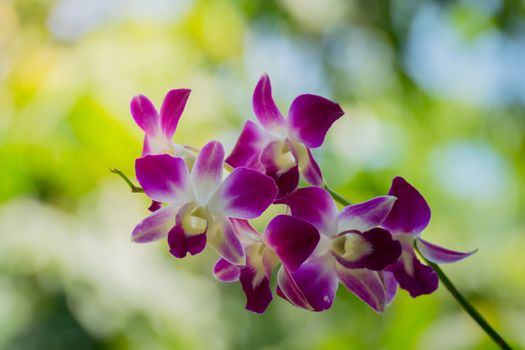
[332,228,402,271]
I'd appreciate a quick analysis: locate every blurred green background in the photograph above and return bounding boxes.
[1,0,524,349]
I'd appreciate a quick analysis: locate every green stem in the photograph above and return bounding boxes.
[414,244,512,350]
[324,184,513,350]
[109,168,144,193]
[323,184,351,206]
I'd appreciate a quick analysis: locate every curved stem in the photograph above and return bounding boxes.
[109,168,144,193]
[414,245,512,350]
[323,184,351,206]
[324,185,513,349]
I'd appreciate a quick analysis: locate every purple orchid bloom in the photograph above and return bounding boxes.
[382,177,477,297]
[226,75,345,198]
[131,89,197,212]
[274,187,402,312]
[131,140,278,264]
[213,216,320,313]
[130,89,195,160]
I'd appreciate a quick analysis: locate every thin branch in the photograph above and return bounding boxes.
[109,168,144,193]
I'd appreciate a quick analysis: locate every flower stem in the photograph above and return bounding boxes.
[109,168,144,193]
[414,245,513,350]
[325,185,513,349]
[323,184,351,206]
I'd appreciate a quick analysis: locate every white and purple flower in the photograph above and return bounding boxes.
[213,216,320,313]
[274,187,402,312]
[131,141,278,264]
[226,75,345,198]
[382,177,477,297]
[130,89,197,212]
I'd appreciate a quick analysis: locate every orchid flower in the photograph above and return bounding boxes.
[213,216,320,313]
[130,89,196,212]
[226,75,345,198]
[131,141,278,264]
[382,177,477,297]
[275,187,402,312]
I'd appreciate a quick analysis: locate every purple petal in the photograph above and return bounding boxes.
[302,148,323,186]
[240,265,273,313]
[264,215,320,272]
[334,228,401,271]
[130,94,159,135]
[387,252,438,297]
[287,94,344,148]
[229,218,260,242]
[168,226,206,258]
[266,165,300,199]
[337,196,396,233]
[131,205,177,242]
[160,89,191,138]
[208,218,245,265]
[209,167,277,219]
[335,263,386,313]
[287,141,323,186]
[191,141,225,204]
[226,120,267,171]
[142,135,153,156]
[277,255,338,312]
[135,154,192,203]
[167,206,207,258]
[383,177,431,235]
[382,271,398,306]
[213,258,240,282]
[148,200,162,212]
[275,187,338,236]
[252,74,286,132]
[416,238,477,264]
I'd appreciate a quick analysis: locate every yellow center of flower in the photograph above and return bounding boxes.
[331,233,372,261]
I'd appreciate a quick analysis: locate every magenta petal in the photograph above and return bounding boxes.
[229,218,260,242]
[168,225,207,258]
[264,215,320,272]
[148,200,162,212]
[240,266,273,313]
[209,167,277,219]
[276,187,338,235]
[135,155,192,203]
[335,228,401,271]
[266,165,300,199]
[416,238,477,264]
[213,258,240,282]
[130,94,159,135]
[160,89,191,138]
[335,263,386,313]
[388,254,438,297]
[252,74,286,131]
[131,205,177,243]
[191,141,225,204]
[382,271,398,306]
[383,177,431,235]
[208,219,245,265]
[287,94,344,148]
[226,120,266,170]
[302,148,323,186]
[287,141,324,186]
[277,256,338,312]
[337,196,397,233]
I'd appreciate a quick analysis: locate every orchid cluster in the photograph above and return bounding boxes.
[127,74,475,314]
